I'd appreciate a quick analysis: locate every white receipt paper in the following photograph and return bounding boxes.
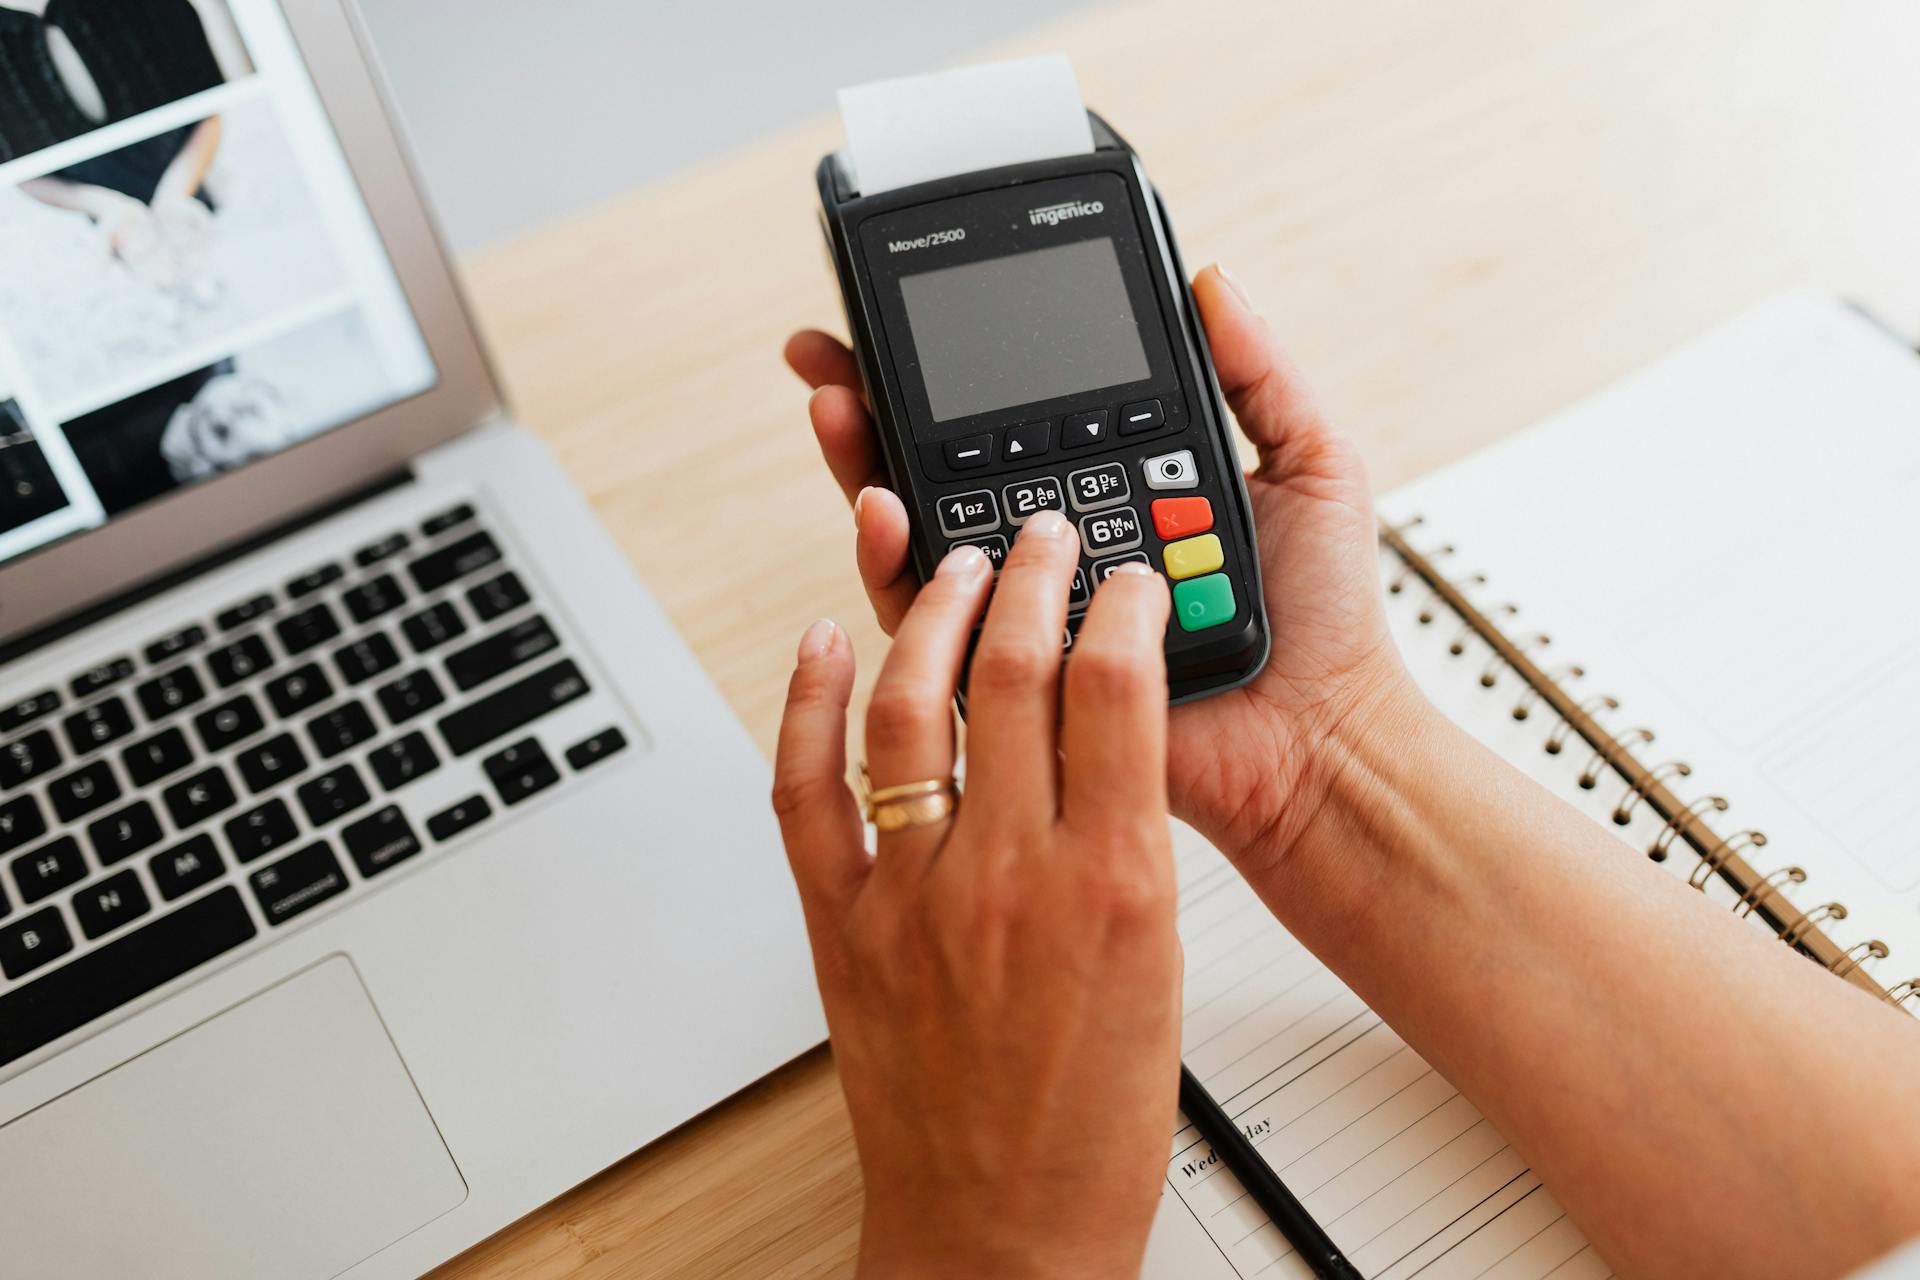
[837,54,1094,196]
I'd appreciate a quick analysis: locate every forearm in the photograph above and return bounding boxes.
[19,177,127,220]
[156,118,222,203]
[1244,676,1920,1278]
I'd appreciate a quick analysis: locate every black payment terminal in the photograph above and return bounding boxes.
[816,112,1270,703]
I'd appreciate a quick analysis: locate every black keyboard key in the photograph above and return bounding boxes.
[0,794,47,855]
[375,670,445,725]
[275,603,341,657]
[445,616,559,692]
[408,531,501,594]
[2,729,61,789]
[483,738,560,807]
[49,760,119,822]
[343,573,407,625]
[71,656,134,699]
[287,563,344,599]
[87,800,162,866]
[467,571,530,622]
[334,633,401,685]
[122,727,193,787]
[342,806,421,879]
[355,531,410,568]
[73,870,150,940]
[566,727,629,772]
[0,689,60,735]
[426,795,492,843]
[193,694,265,753]
[369,732,440,792]
[162,766,236,829]
[150,834,224,901]
[208,633,274,686]
[236,733,309,794]
[136,666,207,720]
[63,697,134,755]
[216,594,276,630]
[10,836,86,904]
[0,906,73,980]
[250,842,348,925]
[440,660,590,757]
[144,625,207,665]
[297,765,370,827]
[225,798,299,864]
[0,888,256,1066]
[420,502,475,537]
[265,663,333,718]
[400,601,466,653]
[308,702,377,758]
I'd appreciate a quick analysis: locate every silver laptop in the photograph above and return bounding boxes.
[0,1,823,1274]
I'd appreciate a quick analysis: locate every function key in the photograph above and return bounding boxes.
[161,766,236,830]
[421,502,476,538]
[1173,574,1239,632]
[10,835,85,904]
[308,702,377,759]
[1061,409,1111,450]
[265,663,333,718]
[1001,477,1065,526]
[122,727,193,787]
[1142,448,1199,491]
[150,834,224,901]
[1068,567,1091,612]
[87,800,162,866]
[468,571,530,623]
[73,870,150,940]
[225,798,300,864]
[483,738,561,806]
[565,727,629,772]
[401,602,466,653]
[342,806,421,879]
[354,531,411,568]
[1150,496,1214,540]
[949,534,1009,573]
[236,733,309,795]
[1066,462,1129,512]
[208,633,275,686]
[333,633,402,686]
[1091,552,1151,584]
[445,617,560,692]
[193,694,265,753]
[136,666,207,720]
[215,594,275,631]
[2,730,61,789]
[408,531,502,594]
[0,795,48,856]
[71,657,135,700]
[144,625,206,665]
[1119,398,1165,436]
[934,489,1000,538]
[63,698,134,755]
[249,842,349,926]
[342,574,407,625]
[296,764,371,827]
[275,603,342,657]
[0,689,60,735]
[1003,421,1051,460]
[426,795,493,843]
[287,563,345,600]
[0,906,73,979]
[1078,509,1144,557]
[942,433,992,470]
[1163,533,1225,581]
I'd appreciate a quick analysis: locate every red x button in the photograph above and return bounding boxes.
[1150,496,1213,540]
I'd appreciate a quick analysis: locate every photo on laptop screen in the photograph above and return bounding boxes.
[0,0,438,572]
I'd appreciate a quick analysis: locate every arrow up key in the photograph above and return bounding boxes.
[1003,420,1051,460]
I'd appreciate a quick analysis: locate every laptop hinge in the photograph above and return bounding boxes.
[0,467,415,669]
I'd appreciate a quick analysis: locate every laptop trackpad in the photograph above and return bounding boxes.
[0,956,466,1279]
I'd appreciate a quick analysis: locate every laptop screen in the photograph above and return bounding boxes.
[0,0,438,571]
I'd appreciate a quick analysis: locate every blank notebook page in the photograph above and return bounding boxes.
[1142,291,1919,1279]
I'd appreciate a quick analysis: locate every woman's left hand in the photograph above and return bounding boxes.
[772,515,1182,1278]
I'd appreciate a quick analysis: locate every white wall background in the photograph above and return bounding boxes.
[354,0,1091,254]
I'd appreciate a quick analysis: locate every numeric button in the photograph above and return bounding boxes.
[934,489,1000,537]
[1001,477,1065,525]
[949,535,1009,573]
[1066,462,1129,512]
[1078,508,1144,556]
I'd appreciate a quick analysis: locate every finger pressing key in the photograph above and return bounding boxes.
[1061,563,1172,834]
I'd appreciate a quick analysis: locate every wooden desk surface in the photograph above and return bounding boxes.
[429,0,1920,1274]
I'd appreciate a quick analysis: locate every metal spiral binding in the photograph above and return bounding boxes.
[1379,516,1905,1010]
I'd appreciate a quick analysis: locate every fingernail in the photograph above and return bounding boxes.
[853,486,871,530]
[1022,509,1069,539]
[797,618,837,662]
[1215,263,1252,308]
[1110,562,1155,578]
[938,544,989,577]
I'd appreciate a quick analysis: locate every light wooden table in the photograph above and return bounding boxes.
[430,0,1920,1274]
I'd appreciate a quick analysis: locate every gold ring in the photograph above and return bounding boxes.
[858,764,959,832]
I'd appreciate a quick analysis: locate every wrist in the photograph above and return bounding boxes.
[858,1199,1140,1280]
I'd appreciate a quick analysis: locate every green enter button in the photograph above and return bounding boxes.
[1172,573,1237,632]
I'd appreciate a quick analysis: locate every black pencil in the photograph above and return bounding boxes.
[1177,1064,1364,1280]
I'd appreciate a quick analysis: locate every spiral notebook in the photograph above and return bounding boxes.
[1141,292,1920,1280]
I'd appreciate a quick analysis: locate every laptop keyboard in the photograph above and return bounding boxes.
[0,501,632,1069]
